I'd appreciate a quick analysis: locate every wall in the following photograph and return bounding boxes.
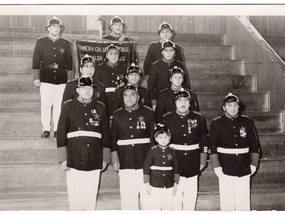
[225,16,285,111]
[250,16,285,36]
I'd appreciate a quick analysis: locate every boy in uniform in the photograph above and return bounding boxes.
[62,54,107,106]
[155,66,198,123]
[148,40,190,110]
[57,77,110,210]
[113,63,151,112]
[143,123,180,210]
[32,16,73,138]
[111,85,155,210]
[209,93,260,211]
[163,88,208,210]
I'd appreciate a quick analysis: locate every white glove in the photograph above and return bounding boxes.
[250,165,256,176]
[214,167,223,178]
[33,79,41,88]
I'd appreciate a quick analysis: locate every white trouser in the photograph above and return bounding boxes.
[172,175,198,211]
[145,186,173,210]
[40,82,66,132]
[66,168,100,211]
[219,174,250,211]
[118,169,148,210]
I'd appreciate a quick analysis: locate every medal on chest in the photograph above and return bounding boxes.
[137,115,146,129]
[187,119,197,134]
[89,109,101,126]
[115,74,125,88]
[240,126,247,138]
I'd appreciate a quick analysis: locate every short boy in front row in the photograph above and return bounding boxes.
[209,93,261,211]
[143,123,179,210]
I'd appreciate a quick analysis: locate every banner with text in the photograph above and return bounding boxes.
[76,40,136,66]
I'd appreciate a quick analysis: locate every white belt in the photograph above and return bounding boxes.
[170,143,199,151]
[150,166,173,171]
[217,147,249,154]
[105,87,116,93]
[117,138,150,146]
[67,131,102,139]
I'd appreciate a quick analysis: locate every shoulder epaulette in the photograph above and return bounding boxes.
[169,145,176,151]
[241,114,251,119]
[151,145,157,150]
[159,88,169,93]
[163,111,172,117]
[63,99,72,105]
[97,63,104,67]
[114,107,123,114]
[96,100,105,107]
[152,60,160,66]
[60,37,72,43]
[192,110,202,116]
[37,36,47,40]
[150,41,158,45]
[212,116,221,121]
[176,60,184,64]
[143,105,153,111]
[95,80,104,87]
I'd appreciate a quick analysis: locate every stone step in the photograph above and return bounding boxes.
[0,40,235,62]
[0,73,255,94]
[0,184,284,211]
[0,27,226,45]
[0,57,244,76]
[201,110,283,133]
[0,133,283,164]
[196,92,269,112]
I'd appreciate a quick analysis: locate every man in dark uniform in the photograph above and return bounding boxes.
[209,93,260,211]
[143,123,180,210]
[62,54,107,106]
[103,16,133,42]
[163,88,208,210]
[113,63,151,112]
[57,77,110,211]
[155,66,198,123]
[148,40,190,110]
[111,85,155,210]
[32,16,73,138]
[94,44,127,119]
[143,21,184,77]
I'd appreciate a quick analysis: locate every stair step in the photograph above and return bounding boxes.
[201,110,283,133]
[137,44,235,61]
[190,74,256,93]
[0,73,38,92]
[0,27,226,45]
[197,92,269,112]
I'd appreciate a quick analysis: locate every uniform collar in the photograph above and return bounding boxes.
[158,144,169,150]
[48,34,60,42]
[176,109,190,116]
[162,58,174,64]
[125,102,139,112]
[107,61,119,67]
[171,85,181,92]
[77,96,92,104]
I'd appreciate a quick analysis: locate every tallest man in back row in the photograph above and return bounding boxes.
[32,16,73,138]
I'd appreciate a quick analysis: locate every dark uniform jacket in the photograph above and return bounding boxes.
[143,41,184,76]
[143,145,180,188]
[155,87,199,123]
[113,85,151,112]
[62,78,107,106]
[32,36,73,84]
[94,62,127,116]
[57,99,110,171]
[111,104,155,170]
[148,59,190,102]
[209,114,260,177]
[163,110,208,178]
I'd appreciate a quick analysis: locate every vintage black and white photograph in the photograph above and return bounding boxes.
[0,3,284,212]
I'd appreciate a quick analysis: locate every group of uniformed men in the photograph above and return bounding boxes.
[32,15,261,211]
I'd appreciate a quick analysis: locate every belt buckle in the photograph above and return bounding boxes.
[54,64,59,69]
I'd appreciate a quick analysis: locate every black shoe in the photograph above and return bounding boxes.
[54,131,57,138]
[41,131,50,138]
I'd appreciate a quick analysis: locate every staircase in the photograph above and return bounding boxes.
[0,26,284,211]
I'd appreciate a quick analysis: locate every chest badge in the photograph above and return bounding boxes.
[240,126,247,138]
[137,115,146,129]
[115,74,125,88]
[187,119,197,134]
[90,109,101,126]
[60,48,65,54]
[167,153,173,160]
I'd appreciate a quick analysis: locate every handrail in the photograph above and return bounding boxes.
[236,15,285,73]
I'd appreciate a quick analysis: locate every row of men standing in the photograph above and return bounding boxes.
[32,16,260,211]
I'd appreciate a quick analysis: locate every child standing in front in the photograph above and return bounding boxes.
[143,123,180,210]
